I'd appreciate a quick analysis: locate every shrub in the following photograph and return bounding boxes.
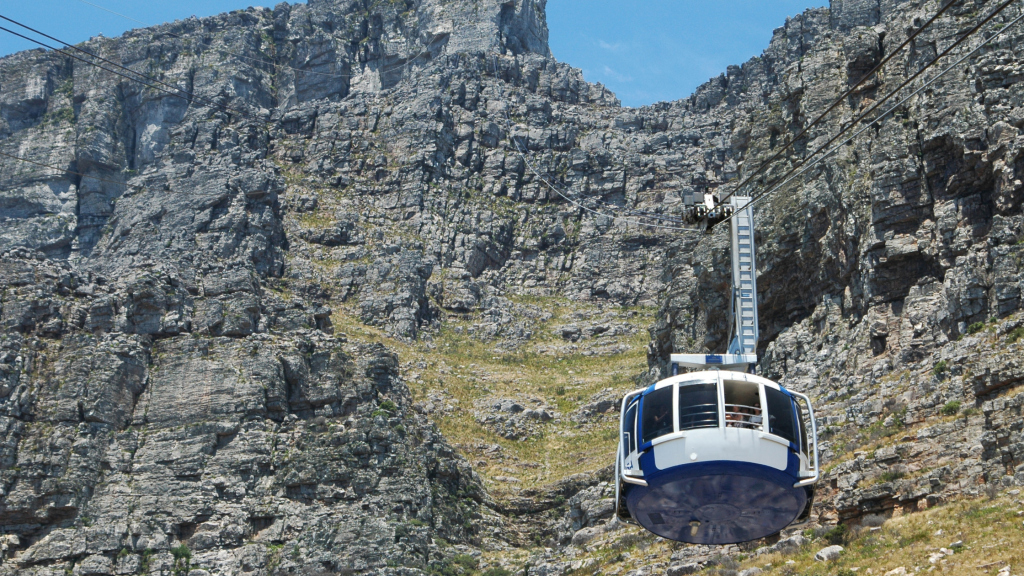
[984,483,1000,500]
[967,322,985,334]
[554,385,566,396]
[1007,327,1024,343]
[861,513,886,527]
[823,524,848,545]
[879,470,905,483]
[452,554,478,571]
[897,529,930,547]
[940,400,961,416]
[427,560,458,576]
[170,544,191,561]
[932,360,948,377]
[482,569,512,576]
[379,400,397,412]
[170,544,191,576]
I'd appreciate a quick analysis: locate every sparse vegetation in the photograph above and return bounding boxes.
[822,524,848,545]
[879,470,905,482]
[140,549,154,573]
[731,491,1024,576]
[170,544,191,576]
[323,296,657,489]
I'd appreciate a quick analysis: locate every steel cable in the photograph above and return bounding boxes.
[73,0,443,82]
[718,0,961,206]
[716,2,1024,232]
[0,24,262,121]
[0,14,255,119]
[491,57,702,233]
[0,16,447,193]
[0,150,149,193]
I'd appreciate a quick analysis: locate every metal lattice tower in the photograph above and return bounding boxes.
[728,196,759,356]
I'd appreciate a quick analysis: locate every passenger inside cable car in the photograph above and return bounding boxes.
[724,379,762,429]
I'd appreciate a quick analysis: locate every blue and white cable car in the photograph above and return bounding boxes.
[614,197,819,544]
[614,362,818,544]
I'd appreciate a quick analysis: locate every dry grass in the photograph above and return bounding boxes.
[734,492,1024,576]
[402,301,655,490]
[328,295,655,490]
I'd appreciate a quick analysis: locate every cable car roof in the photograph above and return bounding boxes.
[638,370,790,397]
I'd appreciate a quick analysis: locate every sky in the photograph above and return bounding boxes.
[546,0,828,107]
[0,0,827,108]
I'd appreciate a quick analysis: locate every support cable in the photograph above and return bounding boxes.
[74,0,442,82]
[0,18,445,189]
[717,3,1024,232]
[0,24,256,120]
[0,150,148,193]
[491,57,701,233]
[724,0,1019,216]
[718,0,960,206]
[0,14,253,119]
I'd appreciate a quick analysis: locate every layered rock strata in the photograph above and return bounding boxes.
[2,0,1024,574]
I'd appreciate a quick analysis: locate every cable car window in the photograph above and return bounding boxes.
[796,401,808,455]
[765,387,798,445]
[624,401,638,454]
[678,383,719,430]
[724,380,762,429]
[641,386,674,444]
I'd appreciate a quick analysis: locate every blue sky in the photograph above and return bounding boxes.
[0,0,827,108]
[547,0,827,107]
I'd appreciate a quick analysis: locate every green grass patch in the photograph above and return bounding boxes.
[940,400,961,416]
[879,470,905,483]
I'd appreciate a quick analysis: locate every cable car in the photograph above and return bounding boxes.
[614,364,818,544]
[613,196,819,544]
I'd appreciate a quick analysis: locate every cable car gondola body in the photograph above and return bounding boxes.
[614,367,818,544]
[614,196,819,544]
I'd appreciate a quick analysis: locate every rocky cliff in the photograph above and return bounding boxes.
[2,0,1024,575]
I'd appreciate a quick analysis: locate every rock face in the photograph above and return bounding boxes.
[3,0,1024,574]
[0,254,489,576]
[648,0,1024,526]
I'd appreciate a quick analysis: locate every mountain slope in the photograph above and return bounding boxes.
[1,0,1024,575]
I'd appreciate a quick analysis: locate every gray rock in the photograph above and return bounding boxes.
[815,545,844,562]
[666,564,701,576]
[74,555,113,576]
[2,0,1024,574]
